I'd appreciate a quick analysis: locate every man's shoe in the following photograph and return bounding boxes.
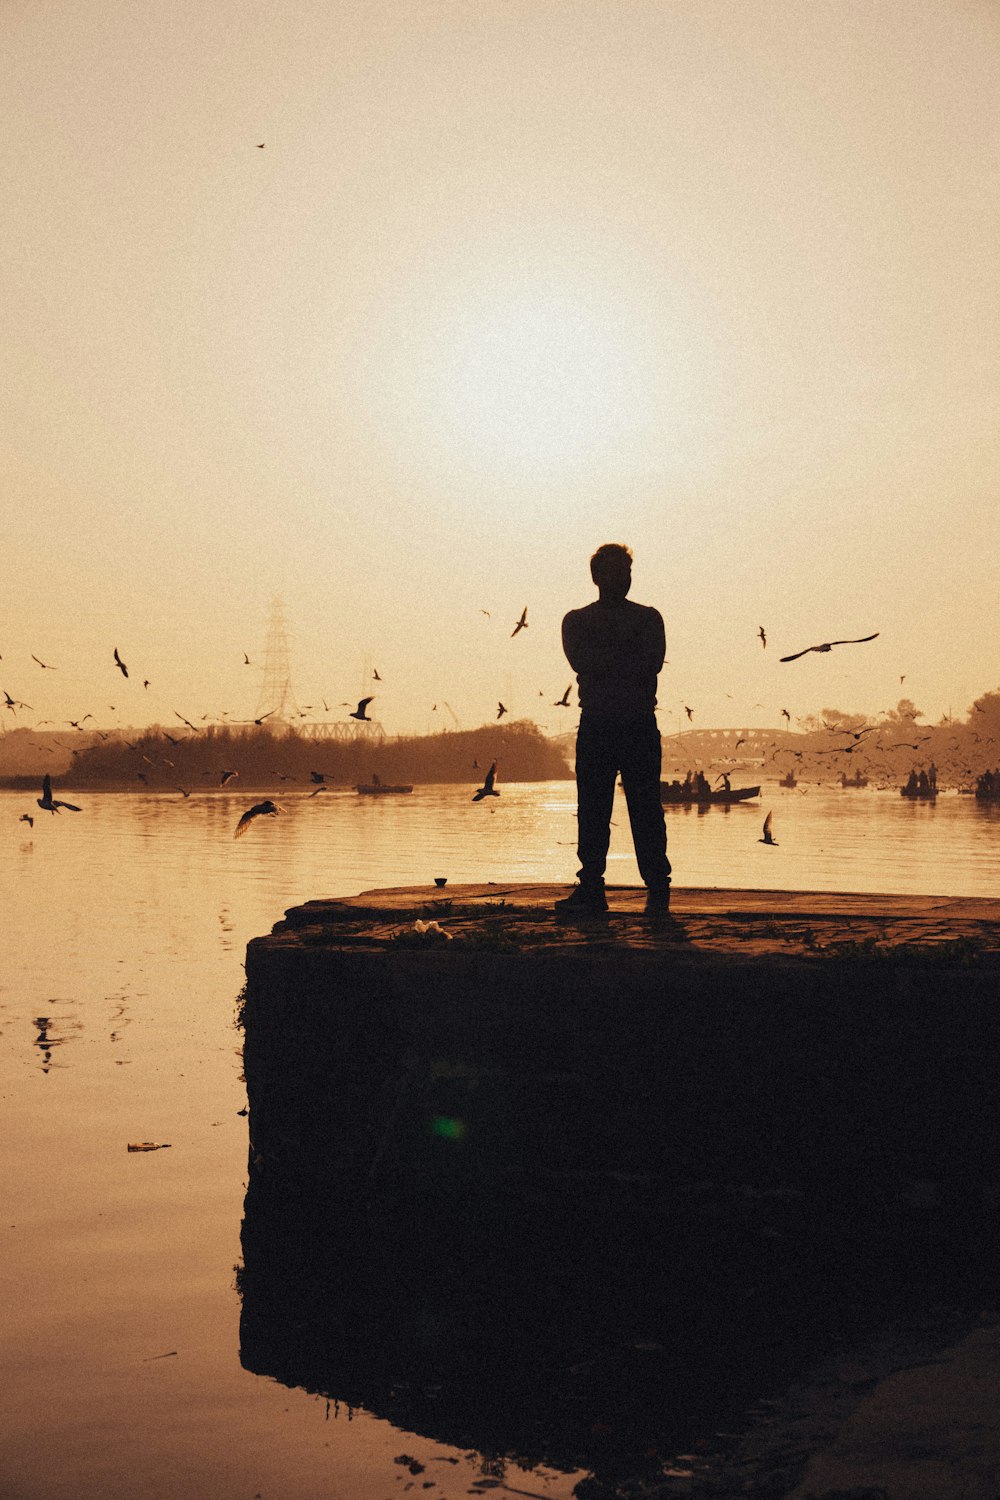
[644,888,672,916]
[554,884,609,915]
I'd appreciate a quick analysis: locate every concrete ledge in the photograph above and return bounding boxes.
[244,883,1000,1187]
[264,882,1000,959]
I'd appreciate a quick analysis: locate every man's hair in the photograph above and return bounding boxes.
[590,543,633,583]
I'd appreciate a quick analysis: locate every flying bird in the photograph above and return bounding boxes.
[243,653,252,666]
[497,702,508,720]
[779,633,879,663]
[31,655,56,669]
[234,800,283,838]
[174,712,199,732]
[554,685,572,707]
[37,774,81,814]
[684,706,694,721]
[219,769,239,786]
[307,785,328,797]
[473,762,499,801]
[19,814,34,827]
[373,668,382,681]
[3,691,31,711]
[252,711,275,726]
[511,607,528,637]
[174,787,191,799]
[781,708,791,723]
[256,142,265,149]
[113,648,128,678]
[309,771,331,784]
[758,626,767,649]
[143,679,150,689]
[349,697,374,721]
[758,811,778,846]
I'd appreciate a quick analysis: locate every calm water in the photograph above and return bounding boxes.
[2,782,999,1500]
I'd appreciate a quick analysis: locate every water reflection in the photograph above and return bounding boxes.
[108,996,131,1045]
[239,972,1000,1492]
[32,1010,82,1072]
[239,1119,809,1485]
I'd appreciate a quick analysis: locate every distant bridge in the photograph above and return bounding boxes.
[296,720,385,742]
[662,727,797,762]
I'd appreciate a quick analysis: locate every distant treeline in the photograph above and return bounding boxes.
[781,692,1000,789]
[6,688,1000,794]
[661,692,1000,791]
[38,720,570,789]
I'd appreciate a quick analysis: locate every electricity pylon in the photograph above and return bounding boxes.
[254,597,300,724]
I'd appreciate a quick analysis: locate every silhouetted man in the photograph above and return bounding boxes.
[556,544,672,915]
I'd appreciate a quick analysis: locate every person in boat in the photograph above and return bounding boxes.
[928,762,937,793]
[917,769,930,796]
[904,769,919,796]
[718,772,732,794]
[557,543,672,916]
[682,770,693,794]
[695,770,710,799]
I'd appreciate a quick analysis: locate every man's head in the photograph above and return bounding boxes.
[590,543,633,603]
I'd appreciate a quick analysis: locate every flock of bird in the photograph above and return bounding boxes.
[10,622,512,835]
[231,753,502,836]
[6,616,894,850]
[4,614,884,736]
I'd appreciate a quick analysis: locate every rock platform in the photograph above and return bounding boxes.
[240,885,1000,1498]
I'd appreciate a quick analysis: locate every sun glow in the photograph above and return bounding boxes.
[354,250,717,494]
[432,283,653,476]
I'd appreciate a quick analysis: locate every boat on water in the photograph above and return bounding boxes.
[840,772,869,789]
[778,771,798,788]
[356,774,413,795]
[660,783,760,805]
[900,785,937,800]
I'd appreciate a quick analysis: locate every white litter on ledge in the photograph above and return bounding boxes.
[413,919,453,941]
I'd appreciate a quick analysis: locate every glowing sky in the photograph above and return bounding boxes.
[4,0,999,737]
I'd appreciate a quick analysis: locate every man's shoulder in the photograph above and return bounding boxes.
[562,602,600,630]
[624,600,664,627]
[563,600,663,628]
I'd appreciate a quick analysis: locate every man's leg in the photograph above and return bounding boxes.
[568,716,617,899]
[619,718,671,901]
